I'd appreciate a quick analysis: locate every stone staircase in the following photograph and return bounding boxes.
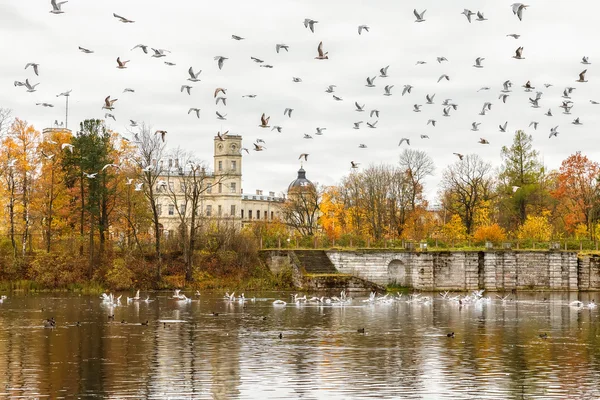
[294,250,338,274]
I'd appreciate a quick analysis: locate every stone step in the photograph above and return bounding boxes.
[294,250,338,275]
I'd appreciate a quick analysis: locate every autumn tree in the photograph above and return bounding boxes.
[552,151,600,237]
[0,107,12,137]
[440,154,494,235]
[398,148,434,211]
[135,124,167,278]
[498,130,546,229]
[163,148,229,281]
[281,182,322,236]
[518,213,552,242]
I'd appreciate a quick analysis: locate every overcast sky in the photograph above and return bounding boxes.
[1,0,598,202]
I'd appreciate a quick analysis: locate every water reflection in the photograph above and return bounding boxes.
[0,291,599,398]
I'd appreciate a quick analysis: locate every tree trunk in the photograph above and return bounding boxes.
[88,213,94,278]
[79,175,85,256]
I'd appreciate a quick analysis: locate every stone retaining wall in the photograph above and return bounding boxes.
[325,250,583,291]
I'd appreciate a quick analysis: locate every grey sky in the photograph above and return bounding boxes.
[1,0,598,202]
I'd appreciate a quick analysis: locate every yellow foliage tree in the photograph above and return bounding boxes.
[441,214,468,242]
[574,223,589,240]
[473,224,506,245]
[517,213,552,242]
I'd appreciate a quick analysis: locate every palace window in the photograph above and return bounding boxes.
[248,210,252,220]
[231,160,236,171]
[206,205,212,217]
[264,211,267,220]
[207,185,212,194]
[168,204,174,216]
[230,182,236,193]
[241,209,244,219]
[180,204,186,214]
[157,204,162,215]
[218,205,222,216]
[218,183,222,193]
[271,211,274,220]
[218,161,223,172]
[256,210,260,220]
[230,205,236,216]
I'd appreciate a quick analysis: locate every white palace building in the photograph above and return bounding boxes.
[154,134,313,235]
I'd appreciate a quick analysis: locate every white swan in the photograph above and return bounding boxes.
[273,300,287,306]
[570,300,584,307]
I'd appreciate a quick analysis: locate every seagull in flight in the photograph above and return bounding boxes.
[315,127,326,135]
[499,94,509,103]
[151,48,170,58]
[113,13,134,23]
[325,85,336,93]
[513,47,524,59]
[380,65,390,77]
[453,153,464,160]
[549,126,559,138]
[315,41,328,60]
[116,57,129,69]
[398,138,410,146]
[299,153,309,161]
[462,9,475,23]
[576,70,588,83]
[427,119,436,127]
[24,79,39,92]
[529,121,539,130]
[355,102,365,112]
[572,117,582,125]
[366,76,376,87]
[499,122,508,132]
[581,56,591,65]
[56,90,72,97]
[284,108,293,118]
[78,46,94,54]
[131,44,148,53]
[350,161,360,169]
[231,35,244,40]
[426,94,435,104]
[188,108,201,118]
[367,121,378,129]
[50,0,67,14]
[437,57,448,63]
[413,104,422,112]
[475,11,488,21]
[511,3,528,21]
[384,85,394,96]
[506,34,521,39]
[214,56,228,69]
[25,63,40,76]
[358,25,370,35]
[276,44,289,53]
[479,138,490,144]
[104,113,116,121]
[438,74,450,83]
[188,67,202,82]
[545,109,553,117]
[216,111,227,120]
[473,57,485,68]
[370,110,380,118]
[181,85,192,95]
[272,126,283,133]
[353,121,363,129]
[304,18,318,33]
[414,9,426,22]
[471,122,481,131]
[402,85,413,96]
[259,113,270,128]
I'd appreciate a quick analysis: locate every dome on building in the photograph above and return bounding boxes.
[288,166,314,192]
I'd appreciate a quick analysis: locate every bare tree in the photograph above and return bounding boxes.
[399,148,434,210]
[135,124,166,278]
[163,148,230,281]
[440,154,494,234]
[0,108,12,137]
[281,183,322,236]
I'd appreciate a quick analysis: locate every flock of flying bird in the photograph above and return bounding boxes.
[7,1,598,175]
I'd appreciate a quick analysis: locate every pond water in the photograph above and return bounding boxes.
[0,290,599,399]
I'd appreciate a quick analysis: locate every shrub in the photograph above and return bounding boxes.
[518,214,552,242]
[105,258,135,290]
[473,224,507,245]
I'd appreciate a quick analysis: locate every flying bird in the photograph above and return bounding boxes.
[36,102,54,108]
[529,121,539,130]
[370,110,380,118]
[116,57,129,69]
[216,111,227,120]
[366,76,376,87]
[453,153,464,160]
[479,138,490,144]
[359,144,367,148]
[325,85,336,93]
[231,35,244,40]
[499,94,509,103]
[420,135,430,139]
[304,18,318,33]
[315,127,326,135]
[333,95,343,101]
[581,56,591,65]
[131,44,148,53]
[25,63,39,76]
[104,113,116,121]
[545,109,553,117]
[251,57,264,63]
[62,143,74,152]
[181,85,192,95]
[23,79,39,92]
[437,57,448,63]
[506,34,521,39]
[355,102,365,112]
[384,85,394,96]
[438,74,450,83]
[471,122,481,131]
[351,161,360,169]
[427,119,436,127]
[188,67,202,82]
[572,117,582,125]
[284,108,293,117]
[292,77,302,83]
[315,42,328,60]
[83,172,97,179]
[402,85,413,96]
[367,121,378,129]
[56,90,72,97]
[78,46,94,54]
[413,104,422,112]
[511,3,528,21]
[151,48,170,58]
[426,94,435,104]
[499,122,508,132]
[353,121,363,129]
[113,13,134,23]
[50,0,67,14]
[259,113,270,128]
[299,153,309,161]
[398,138,410,146]
[303,134,313,139]
[380,65,390,77]
[123,88,135,93]
[549,126,559,138]
[476,11,488,21]
[102,96,118,110]
[276,44,289,53]
[414,9,426,22]
[214,56,228,70]
[188,108,201,118]
[576,70,588,83]
[358,25,370,35]
[214,87,227,97]
[253,143,266,151]
[473,57,485,68]
[513,47,524,59]
[272,126,283,133]
[462,9,475,23]
[215,97,227,106]
[155,130,167,142]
